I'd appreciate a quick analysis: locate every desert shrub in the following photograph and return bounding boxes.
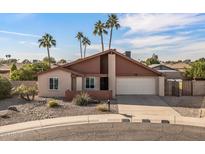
[47,100,59,108]
[96,103,108,112]
[14,84,38,101]
[0,76,12,99]
[73,92,91,106]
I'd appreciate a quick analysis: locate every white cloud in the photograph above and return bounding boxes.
[19,41,26,44]
[120,14,205,35]
[0,30,40,38]
[114,35,189,49]
[115,13,205,61]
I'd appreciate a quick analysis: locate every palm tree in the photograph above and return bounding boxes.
[93,20,107,52]
[106,14,120,50]
[5,54,11,59]
[76,32,84,58]
[38,33,56,68]
[82,36,91,58]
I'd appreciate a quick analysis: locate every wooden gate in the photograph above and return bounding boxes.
[165,80,180,96]
[182,80,192,96]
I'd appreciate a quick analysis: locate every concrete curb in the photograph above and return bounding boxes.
[0,114,205,136]
[0,114,124,136]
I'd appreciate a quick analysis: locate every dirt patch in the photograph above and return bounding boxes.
[161,96,205,117]
[0,97,118,126]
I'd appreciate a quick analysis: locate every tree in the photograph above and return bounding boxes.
[106,14,120,49]
[93,20,108,52]
[5,54,11,59]
[195,57,205,63]
[145,53,160,65]
[0,76,12,99]
[82,36,91,58]
[58,59,67,64]
[10,63,17,72]
[22,59,31,64]
[38,33,56,68]
[76,32,84,58]
[10,62,49,81]
[43,56,56,64]
[14,84,38,101]
[185,61,205,79]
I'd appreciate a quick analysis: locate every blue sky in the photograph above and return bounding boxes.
[0,13,205,62]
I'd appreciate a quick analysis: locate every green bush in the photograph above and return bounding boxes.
[10,62,49,81]
[185,61,205,79]
[96,103,108,112]
[0,76,12,99]
[14,84,38,101]
[47,100,59,108]
[145,53,160,65]
[10,63,17,72]
[73,92,91,106]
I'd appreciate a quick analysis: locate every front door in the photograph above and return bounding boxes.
[100,77,108,90]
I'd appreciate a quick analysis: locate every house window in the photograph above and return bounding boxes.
[49,78,59,90]
[86,77,95,89]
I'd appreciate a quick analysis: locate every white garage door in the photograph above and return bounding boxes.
[116,77,157,95]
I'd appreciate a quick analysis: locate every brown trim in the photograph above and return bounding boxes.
[37,66,83,76]
[84,74,108,77]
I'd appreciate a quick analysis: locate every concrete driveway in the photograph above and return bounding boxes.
[115,95,180,117]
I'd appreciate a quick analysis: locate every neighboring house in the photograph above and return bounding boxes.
[38,49,165,100]
[0,64,10,78]
[149,64,183,80]
[165,63,190,73]
[0,63,23,78]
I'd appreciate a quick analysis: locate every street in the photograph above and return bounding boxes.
[1,122,205,141]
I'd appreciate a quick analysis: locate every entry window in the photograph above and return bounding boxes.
[86,77,95,89]
[49,78,59,90]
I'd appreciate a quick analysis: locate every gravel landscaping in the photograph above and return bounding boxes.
[161,96,205,117]
[0,97,118,126]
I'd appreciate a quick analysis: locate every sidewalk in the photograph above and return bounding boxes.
[1,113,205,136]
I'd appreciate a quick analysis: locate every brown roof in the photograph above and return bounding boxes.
[38,49,162,76]
[165,63,191,72]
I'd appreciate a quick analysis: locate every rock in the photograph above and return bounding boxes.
[0,110,10,119]
[8,106,19,112]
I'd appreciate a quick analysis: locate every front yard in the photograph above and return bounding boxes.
[0,96,118,126]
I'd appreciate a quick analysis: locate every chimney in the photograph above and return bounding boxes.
[125,51,131,58]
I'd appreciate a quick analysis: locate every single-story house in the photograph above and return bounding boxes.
[38,49,165,100]
[149,64,183,80]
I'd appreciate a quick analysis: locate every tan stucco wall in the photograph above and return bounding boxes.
[76,77,83,91]
[108,54,116,98]
[158,76,165,96]
[38,69,72,97]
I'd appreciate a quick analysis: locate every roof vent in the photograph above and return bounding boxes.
[125,51,131,58]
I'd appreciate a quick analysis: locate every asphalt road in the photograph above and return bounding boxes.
[1,122,205,141]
